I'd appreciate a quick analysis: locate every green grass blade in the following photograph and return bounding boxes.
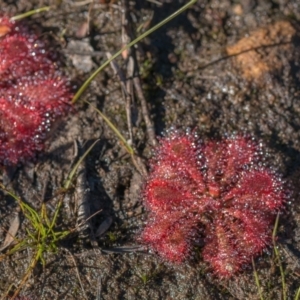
[25,228,37,242]
[295,286,300,300]
[51,138,100,231]
[53,230,69,240]
[11,6,51,21]
[71,0,197,104]
[48,200,64,234]
[0,238,28,257]
[64,138,100,190]
[0,184,21,205]
[272,213,287,300]
[272,212,280,240]
[252,257,264,300]
[41,203,52,228]
[85,100,134,155]
[0,184,42,229]
[21,202,40,222]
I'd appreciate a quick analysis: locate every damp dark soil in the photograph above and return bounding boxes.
[1,0,300,299]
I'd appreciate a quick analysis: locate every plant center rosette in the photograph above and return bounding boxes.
[0,16,73,165]
[140,129,285,278]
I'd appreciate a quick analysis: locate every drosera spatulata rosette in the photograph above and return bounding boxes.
[0,15,73,165]
[140,129,286,278]
[0,2,201,298]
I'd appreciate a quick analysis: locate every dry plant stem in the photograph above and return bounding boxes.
[106,52,128,92]
[69,143,104,247]
[82,209,103,228]
[0,284,13,300]
[125,57,135,144]
[71,0,197,104]
[74,142,91,235]
[10,254,38,299]
[133,75,157,146]
[62,138,81,217]
[121,5,134,144]
[86,0,94,35]
[62,139,101,235]
[101,245,145,254]
[131,154,148,177]
[63,247,88,300]
[106,52,134,143]
[122,0,157,147]
[106,52,148,176]
[96,277,102,300]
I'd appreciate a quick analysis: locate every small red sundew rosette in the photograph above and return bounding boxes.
[0,16,73,165]
[140,130,285,278]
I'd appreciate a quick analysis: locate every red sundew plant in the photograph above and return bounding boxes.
[141,129,286,278]
[0,16,73,165]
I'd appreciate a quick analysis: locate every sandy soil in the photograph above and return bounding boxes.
[0,0,300,299]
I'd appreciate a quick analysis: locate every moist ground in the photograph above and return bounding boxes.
[0,0,300,299]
